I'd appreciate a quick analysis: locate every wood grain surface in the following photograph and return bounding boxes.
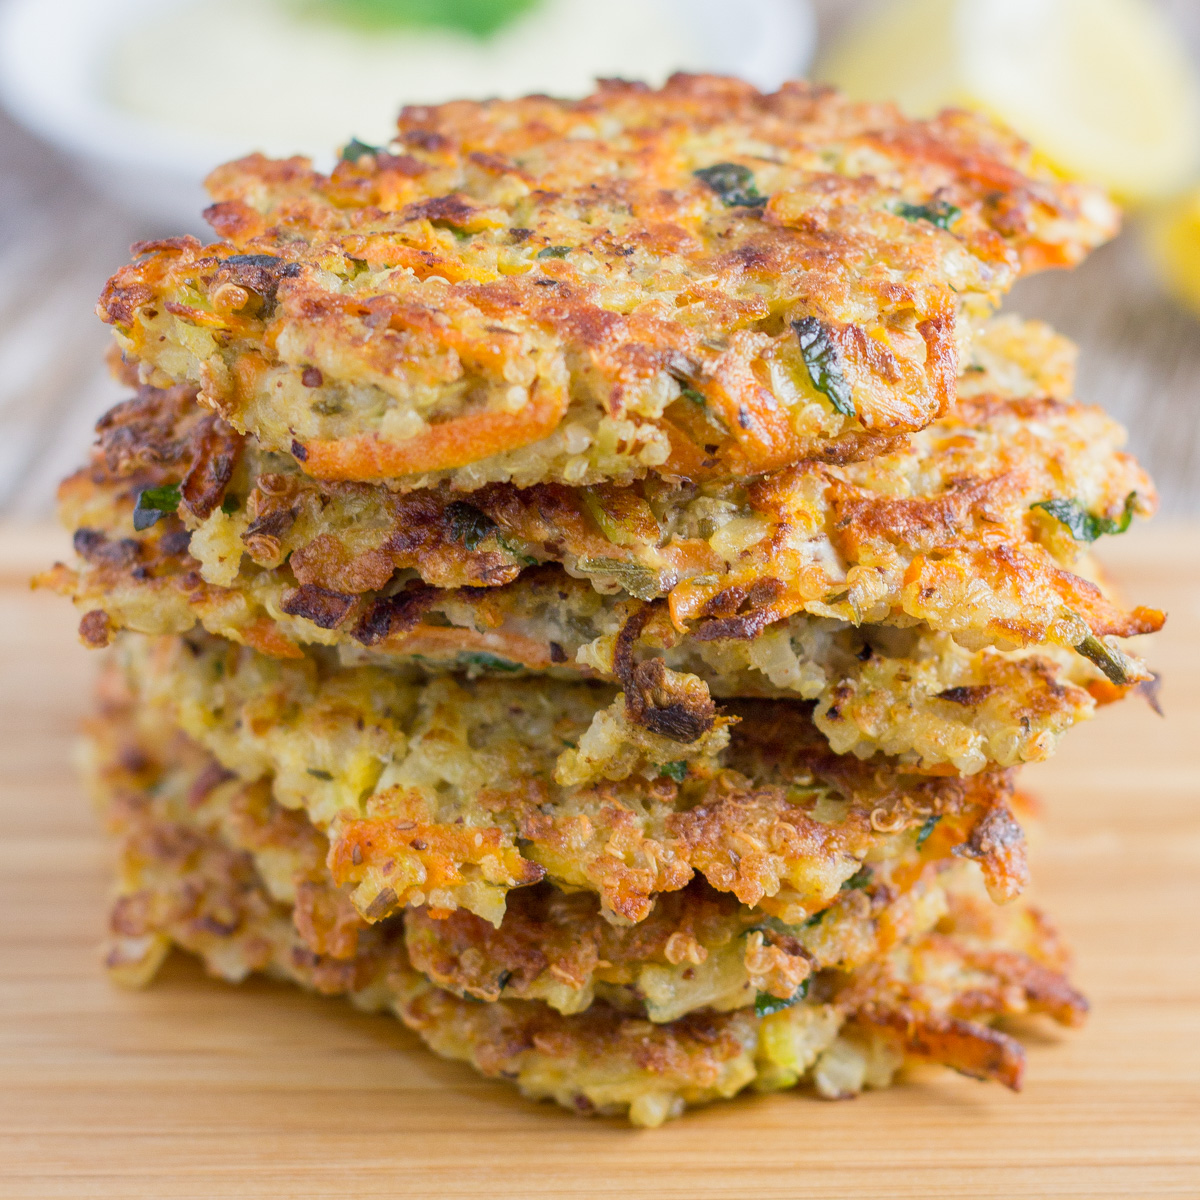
[1,522,1198,1199]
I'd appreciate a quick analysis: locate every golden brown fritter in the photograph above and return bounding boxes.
[404,868,950,1023]
[83,700,350,955]
[49,316,1160,709]
[45,497,1111,774]
[83,698,958,1023]
[98,76,1116,491]
[43,64,1141,1135]
[114,632,1030,929]
[399,886,1085,1122]
[92,724,1084,1126]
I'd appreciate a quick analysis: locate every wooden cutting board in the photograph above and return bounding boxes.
[2,522,1197,1199]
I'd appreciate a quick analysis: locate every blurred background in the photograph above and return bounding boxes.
[0,0,1199,519]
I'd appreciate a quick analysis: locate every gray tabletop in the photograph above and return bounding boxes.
[1,0,1197,518]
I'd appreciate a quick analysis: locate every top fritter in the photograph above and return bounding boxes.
[99,75,1117,491]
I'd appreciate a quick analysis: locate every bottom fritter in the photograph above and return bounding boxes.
[84,698,1087,1126]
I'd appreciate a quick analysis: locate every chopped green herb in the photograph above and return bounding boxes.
[306,768,334,781]
[660,760,688,783]
[575,556,663,601]
[792,317,855,417]
[445,501,496,550]
[755,979,809,1018]
[458,651,523,673]
[220,494,240,516]
[536,245,571,259]
[915,814,941,848]
[341,137,382,162]
[673,379,730,437]
[1075,634,1132,686]
[303,0,539,37]
[133,483,181,531]
[694,162,767,209]
[840,865,872,890]
[138,483,182,511]
[495,534,539,566]
[895,200,961,230]
[1031,494,1136,544]
[803,909,827,929]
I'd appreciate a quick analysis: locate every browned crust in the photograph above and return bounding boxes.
[611,603,719,742]
[404,881,809,1004]
[54,380,1162,655]
[106,795,1083,1098]
[854,1007,1027,1089]
[99,76,1116,486]
[93,707,1086,1112]
[322,689,1021,924]
[112,627,1024,926]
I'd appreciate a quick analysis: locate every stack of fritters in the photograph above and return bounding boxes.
[44,75,1162,1125]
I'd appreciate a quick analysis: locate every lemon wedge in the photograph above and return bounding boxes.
[820,0,1200,204]
[1146,187,1200,314]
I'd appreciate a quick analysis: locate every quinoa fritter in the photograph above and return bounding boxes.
[84,700,961,1023]
[48,317,1159,716]
[115,632,1030,928]
[404,868,951,1023]
[92,714,1084,1126]
[98,76,1116,491]
[47,514,1112,774]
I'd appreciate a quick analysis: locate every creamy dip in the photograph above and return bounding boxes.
[107,0,709,159]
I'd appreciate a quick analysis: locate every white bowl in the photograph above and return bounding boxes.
[0,0,815,232]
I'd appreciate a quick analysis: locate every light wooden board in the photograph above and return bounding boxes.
[1,522,1198,1199]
